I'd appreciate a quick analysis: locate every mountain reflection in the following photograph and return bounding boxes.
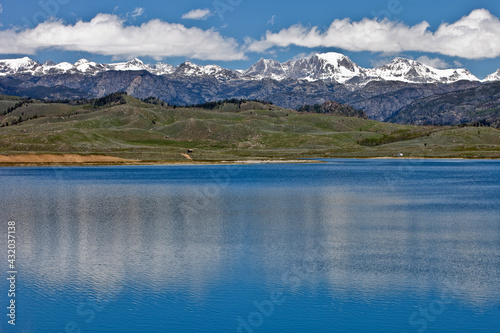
[1,164,499,310]
[15,183,225,296]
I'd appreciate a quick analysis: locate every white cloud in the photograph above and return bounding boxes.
[0,4,3,14]
[267,15,276,26]
[292,51,317,61]
[182,8,212,20]
[416,56,451,69]
[371,58,393,68]
[127,7,144,19]
[246,9,500,59]
[0,14,245,61]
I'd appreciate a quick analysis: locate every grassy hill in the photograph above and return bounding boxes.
[1,94,499,162]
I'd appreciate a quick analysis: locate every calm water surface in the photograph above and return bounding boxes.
[0,159,499,332]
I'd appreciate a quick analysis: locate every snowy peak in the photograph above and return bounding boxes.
[243,58,287,80]
[175,61,239,80]
[0,57,39,75]
[368,58,479,84]
[74,59,106,74]
[107,58,150,72]
[74,59,91,66]
[33,61,77,75]
[315,52,362,75]
[294,53,364,82]
[244,53,480,85]
[175,61,201,75]
[152,63,175,75]
[245,52,363,83]
[128,58,144,66]
[0,54,485,85]
[483,69,500,82]
[0,57,213,78]
[243,53,364,83]
[43,60,57,66]
[316,52,349,64]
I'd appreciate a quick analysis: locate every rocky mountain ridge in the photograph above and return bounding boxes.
[0,53,498,125]
[243,54,482,85]
[0,53,496,85]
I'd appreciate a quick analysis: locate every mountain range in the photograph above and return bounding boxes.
[0,52,498,125]
[0,53,493,85]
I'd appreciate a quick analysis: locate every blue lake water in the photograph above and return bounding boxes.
[0,159,499,332]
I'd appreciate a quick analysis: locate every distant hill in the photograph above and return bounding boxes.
[0,93,499,161]
[298,101,368,119]
[390,81,500,127]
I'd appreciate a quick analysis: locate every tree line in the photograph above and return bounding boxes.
[185,98,273,110]
[38,91,128,108]
[2,99,34,116]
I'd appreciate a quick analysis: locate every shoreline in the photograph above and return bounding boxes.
[0,153,322,167]
[0,159,322,167]
[0,153,498,167]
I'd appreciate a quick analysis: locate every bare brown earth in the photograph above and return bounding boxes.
[0,154,135,164]
[180,153,193,160]
[0,154,319,166]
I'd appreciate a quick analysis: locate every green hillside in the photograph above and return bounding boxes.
[1,94,499,162]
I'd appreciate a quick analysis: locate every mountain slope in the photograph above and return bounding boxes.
[390,81,500,126]
[483,70,500,82]
[365,58,479,84]
[0,70,482,121]
[0,53,496,124]
[1,94,499,160]
[243,53,365,83]
[242,53,480,85]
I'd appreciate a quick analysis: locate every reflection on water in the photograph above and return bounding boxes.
[0,160,499,332]
[14,184,227,296]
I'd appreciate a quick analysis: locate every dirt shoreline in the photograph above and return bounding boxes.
[0,154,497,167]
[0,154,319,167]
[0,154,135,164]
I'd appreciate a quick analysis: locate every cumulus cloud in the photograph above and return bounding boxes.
[182,8,212,20]
[0,14,245,61]
[246,9,500,59]
[292,51,317,61]
[371,58,394,68]
[416,56,452,69]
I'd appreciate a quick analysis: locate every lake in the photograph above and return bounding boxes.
[0,159,499,332]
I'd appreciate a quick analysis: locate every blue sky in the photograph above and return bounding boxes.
[1,0,500,78]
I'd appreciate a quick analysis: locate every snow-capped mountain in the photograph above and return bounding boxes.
[173,61,239,81]
[32,60,82,75]
[152,63,176,75]
[0,53,494,85]
[0,57,236,80]
[0,57,176,77]
[297,53,364,83]
[244,53,480,85]
[74,59,108,75]
[365,58,479,84]
[483,69,500,82]
[243,53,364,83]
[243,58,288,80]
[0,57,39,76]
